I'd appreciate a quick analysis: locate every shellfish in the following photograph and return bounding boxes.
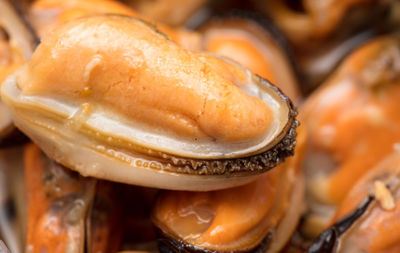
[256,0,396,91]
[199,14,300,101]
[259,0,393,46]
[152,125,306,253]
[27,0,202,51]
[301,35,400,236]
[1,14,297,191]
[24,144,96,252]
[0,0,36,146]
[309,149,400,253]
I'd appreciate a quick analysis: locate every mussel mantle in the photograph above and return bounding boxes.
[1,15,297,191]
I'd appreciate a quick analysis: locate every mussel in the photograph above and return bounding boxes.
[199,14,300,101]
[24,144,96,252]
[27,0,202,51]
[152,125,306,253]
[258,0,393,47]
[0,0,36,146]
[1,14,297,191]
[309,149,400,253]
[301,35,400,236]
[24,143,138,252]
[255,0,397,91]
[27,0,137,38]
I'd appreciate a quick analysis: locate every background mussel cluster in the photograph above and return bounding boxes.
[0,0,400,252]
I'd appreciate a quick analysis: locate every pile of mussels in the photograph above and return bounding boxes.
[0,0,399,252]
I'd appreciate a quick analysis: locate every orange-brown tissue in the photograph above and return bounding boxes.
[17,15,273,142]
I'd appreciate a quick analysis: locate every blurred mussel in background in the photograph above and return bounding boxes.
[300,35,400,253]
[24,144,159,252]
[254,0,400,93]
[197,12,300,102]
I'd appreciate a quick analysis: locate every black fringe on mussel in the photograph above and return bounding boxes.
[307,196,374,253]
[156,227,271,253]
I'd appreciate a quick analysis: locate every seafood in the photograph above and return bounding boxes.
[24,144,96,252]
[27,0,137,38]
[152,126,306,253]
[256,0,397,91]
[295,29,376,92]
[24,143,137,252]
[307,196,373,253]
[301,35,400,236]
[0,0,36,146]
[309,148,400,253]
[199,14,300,101]
[27,0,202,51]
[259,0,393,46]
[24,143,168,252]
[7,0,400,252]
[1,14,297,190]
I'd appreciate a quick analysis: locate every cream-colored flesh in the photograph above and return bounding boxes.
[153,160,304,251]
[267,171,305,253]
[2,69,289,160]
[14,114,259,190]
[2,74,262,190]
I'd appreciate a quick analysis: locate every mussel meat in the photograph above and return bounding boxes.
[301,35,400,236]
[1,15,297,190]
[199,14,300,101]
[309,148,400,253]
[151,126,306,253]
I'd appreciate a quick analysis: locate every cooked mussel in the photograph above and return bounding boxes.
[309,148,400,253]
[257,0,393,47]
[1,15,297,191]
[199,13,300,101]
[24,143,161,253]
[254,0,396,91]
[307,196,373,253]
[0,0,36,146]
[27,0,137,38]
[301,35,400,236]
[24,144,96,252]
[151,126,306,253]
[27,0,201,51]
